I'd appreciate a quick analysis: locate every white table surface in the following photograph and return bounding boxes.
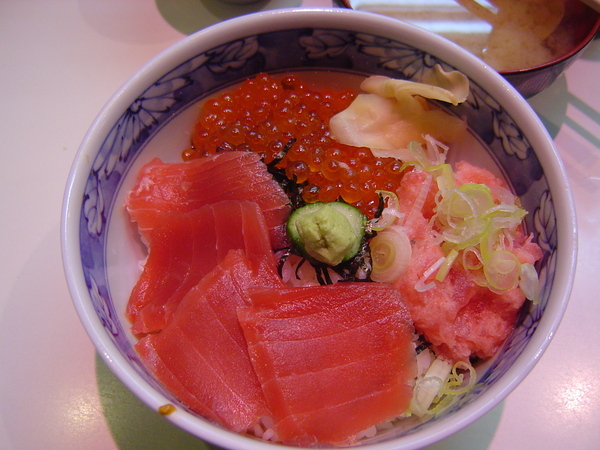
[1,1,599,449]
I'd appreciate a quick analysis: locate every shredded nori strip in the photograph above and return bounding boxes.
[374,191,386,220]
[276,249,293,279]
[315,266,334,285]
[264,138,306,210]
[415,339,431,355]
[266,137,296,170]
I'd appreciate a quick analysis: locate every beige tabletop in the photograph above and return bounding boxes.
[1,1,599,449]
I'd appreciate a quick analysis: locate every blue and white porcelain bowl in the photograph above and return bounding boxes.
[62,8,577,449]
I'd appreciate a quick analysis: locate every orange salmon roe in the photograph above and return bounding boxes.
[183,73,407,218]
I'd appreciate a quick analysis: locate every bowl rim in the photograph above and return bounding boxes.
[61,7,578,449]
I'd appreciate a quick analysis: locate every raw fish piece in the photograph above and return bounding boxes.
[393,165,542,362]
[238,282,416,447]
[127,200,275,335]
[136,249,284,432]
[126,151,291,249]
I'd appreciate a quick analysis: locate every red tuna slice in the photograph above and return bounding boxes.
[238,283,417,447]
[127,200,276,335]
[393,166,542,362]
[125,152,291,249]
[135,249,284,432]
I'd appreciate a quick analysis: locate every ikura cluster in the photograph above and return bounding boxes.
[183,73,409,218]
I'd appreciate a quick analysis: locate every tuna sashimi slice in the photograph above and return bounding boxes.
[238,283,416,447]
[136,249,284,432]
[125,151,291,249]
[127,200,275,335]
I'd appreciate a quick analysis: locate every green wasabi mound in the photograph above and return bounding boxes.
[286,202,367,266]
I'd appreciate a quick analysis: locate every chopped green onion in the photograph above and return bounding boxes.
[424,134,449,166]
[415,256,445,292]
[431,163,455,191]
[410,357,452,417]
[411,358,477,417]
[442,216,490,248]
[370,225,412,283]
[483,250,521,291]
[444,361,477,395]
[408,141,432,168]
[370,190,402,231]
[435,248,459,282]
[519,262,541,304]
[367,136,540,302]
[428,179,538,299]
[436,183,494,229]
[426,360,477,415]
[462,246,484,271]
